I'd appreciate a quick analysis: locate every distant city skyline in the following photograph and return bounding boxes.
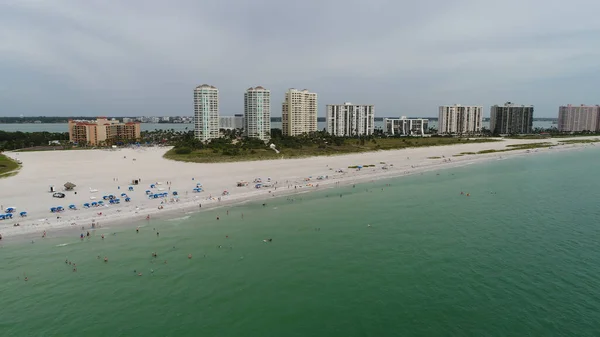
[1,1,599,118]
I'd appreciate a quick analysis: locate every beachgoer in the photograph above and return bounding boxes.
[136,227,139,233]
[101,234,104,239]
[156,232,159,237]
[188,254,192,259]
[104,257,108,262]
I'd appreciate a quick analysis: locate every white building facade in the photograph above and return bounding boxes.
[558,105,600,132]
[194,84,220,141]
[384,117,429,136]
[244,86,271,141]
[438,105,483,134]
[326,103,374,136]
[219,115,244,130]
[281,89,317,136]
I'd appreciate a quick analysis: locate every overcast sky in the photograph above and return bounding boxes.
[1,0,600,118]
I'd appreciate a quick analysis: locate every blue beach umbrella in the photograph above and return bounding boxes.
[83,203,90,208]
[125,197,131,202]
[20,211,27,216]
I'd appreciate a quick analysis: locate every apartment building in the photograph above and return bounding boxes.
[194,84,220,141]
[244,86,271,141]
[490,102,534,135]
[438,105,483,134]
[220,115,244,130]
[68,117,141,145]
[326,103,374,137]
[384,116,429,136]
[558,105,600,132]
[281,89,317,136]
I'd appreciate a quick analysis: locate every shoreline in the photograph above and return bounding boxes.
[0,137,597,245]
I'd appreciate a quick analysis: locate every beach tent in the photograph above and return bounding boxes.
[64,182,76,190]
[0,215,5,220]
[69,205,76,210]
[20,211,27,217]
[50,207,57,213]
[83,203,90,208]
[6,207,15,213]
[5,213,13,218]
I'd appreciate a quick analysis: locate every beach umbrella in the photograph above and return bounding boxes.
[6,207,15,212]
[125,197,131,202]
[20,211,27,217]
[50,207,57,212]
[103,195,109,200]
[57,206,64,211]
[0,215,5,220]
[129,186,134,191]
[145,190,151,195]
[83,203,90,208]
[121,193,127,197]
[172,191,178,196]
[150,184,156,188]
[64,182,76,190]
[6,213,13,218]
[196,183,202,187]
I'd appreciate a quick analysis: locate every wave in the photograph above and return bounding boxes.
[167,216,190,222]
[56,243,70,247]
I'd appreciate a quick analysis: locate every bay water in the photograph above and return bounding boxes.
[1,147,599,336]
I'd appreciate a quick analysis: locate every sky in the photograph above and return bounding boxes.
[1,0,600,118]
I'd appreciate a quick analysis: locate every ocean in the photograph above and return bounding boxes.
[0,121,557,133]
[1,147,599,336]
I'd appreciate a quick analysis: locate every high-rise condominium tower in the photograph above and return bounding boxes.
[326,103,375,136]
[244,86,271,141]
[438,105,483,134]
[194,84,219,141]
[490,102,534,135]
[281,89,317,136]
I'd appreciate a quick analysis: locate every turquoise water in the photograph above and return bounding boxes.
[1,148,600,336]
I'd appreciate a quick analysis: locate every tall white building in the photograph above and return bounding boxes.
[281,89,317,136]
[558,104,600,132]
[384,116,429,136]
[244,86,271,141]
[194,84,219,141]
[326,103,374,136]
[438,105,483,134]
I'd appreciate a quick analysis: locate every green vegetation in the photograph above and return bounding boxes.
[558,138,600,144]
[0,154,20,177]
[427,156,441,159]
[475,142,554,155]
[164,130,499,163]
[0,131,70,151]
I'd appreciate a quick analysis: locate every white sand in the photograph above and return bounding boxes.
[0,137,597,238]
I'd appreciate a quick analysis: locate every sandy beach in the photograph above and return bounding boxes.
[0,137,596,240]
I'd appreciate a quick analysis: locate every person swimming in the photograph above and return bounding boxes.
[188,254,192,259]
[104,257,108,262]
[136,227,139,233]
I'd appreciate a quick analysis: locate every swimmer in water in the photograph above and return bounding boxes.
[104,257,108,262]
[101,234,104,239]
[136,227,139,233]
[188,254,192,259]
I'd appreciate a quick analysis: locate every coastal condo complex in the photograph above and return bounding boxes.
[384,116,429,136]
[194,84,219,141]
[558,105,600,132]
[438,105,483,134]
[490,102,534,135]
[281,89,317,136]
[326,103,375,137]
[220,115,244,130]
[68,117,141,145]
[244,86,271,141]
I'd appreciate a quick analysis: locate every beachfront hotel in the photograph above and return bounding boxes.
[438,105,483,134]
[244,86,271,141]
[558,105,600,132]
[281,89,318,136]
[384,116,429,136]
[326,103,375,137]
[68,117,141,146]
[194,84,220,141]
[490,102,534,135]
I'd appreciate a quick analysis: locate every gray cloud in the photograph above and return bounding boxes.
[1,0,600,117]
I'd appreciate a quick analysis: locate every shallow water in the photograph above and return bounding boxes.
[1,147,600,336]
